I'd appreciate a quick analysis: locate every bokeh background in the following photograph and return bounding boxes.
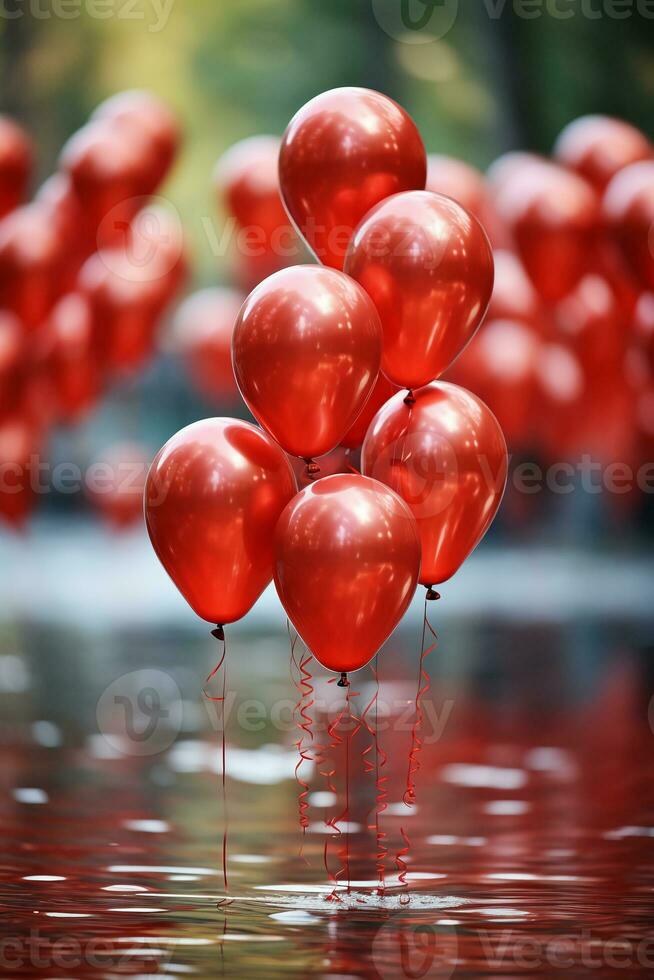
[2,4,654,977]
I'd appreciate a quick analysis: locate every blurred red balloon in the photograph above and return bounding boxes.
[38,293,103,425]
[36,173,87,290]
[232,265,382,459]
[535,342,586,461]
[426,154,509,248]
[555,115,652,191]
[280,87,426,270]
[362,382,507,586]
[0,415,40,529]
[487,249,542,328]
[345,191,494,389]
[0,311,27,421]
[79,205,185,374]
[489,154,599,302]
[274,473,420,674]
[449,318,541,450]
[0,116,32,218]
[93,89,181,191]
[87,442,150,529]
[0,202,67,330]
[603,161,654,291]
[341,373,400,450]
[171,287,243,400]
[214,135,298,290]
[60,120,156,249]
[145,418,296,625]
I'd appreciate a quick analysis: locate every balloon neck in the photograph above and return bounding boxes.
[404,390,415,406]
[337,671,350,688]
[425,587,440,601]
[303,458,320,478]
[211,624,225,641]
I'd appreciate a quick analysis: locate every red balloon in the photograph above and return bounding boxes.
[362,382,507,586]
[36,173,87,290]
[535,342,585,461]
[93,89,181,191]
[0,311,26,421]
[279,87,426,270]
[487,249,542,328]
[426,154,509,249]
[38,293,103,425]
[603,161,654,291]
[232,265,382,459]
[60,120,155,248]
[0,202,67,330]
[0,116,32,218]
[344,191,494,389]
[172,288,243,400]
[214,135,299,289]
[146,418,297,625]
[555,115,652,191]
[448,318,540,450]
[274,473,420,674]
[87,442,149,530]
[489,154,599,302]
[79,207,185,375]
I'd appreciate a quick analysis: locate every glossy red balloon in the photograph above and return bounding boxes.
[426,154,509,249]
[344,191,494,389]
[214,135,299,289]
[39,293,103,425]
[555,115,652,191]
[232,265,382,459]
[487,250,542,328]
[145,418,297,625]
[603,161,654,291]
[0,116,32,219]
[362,382,507,586]
[87,442,150,530]
[274,473,420,673]
[279,87,426,270]
[93,89,181,191]
[172,288,243,401]
[489,154,599,302]
[36,173,88,290]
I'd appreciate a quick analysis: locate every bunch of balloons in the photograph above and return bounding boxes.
[0,91,185,529]
[146,87,508,680]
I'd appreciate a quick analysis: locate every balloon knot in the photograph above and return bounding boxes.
[404,390,415,406]
[303,458,320,477]
[337,671,350,688]
[211,625,225,641]
[425,588,440,601]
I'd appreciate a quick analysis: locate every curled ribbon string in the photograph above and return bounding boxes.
[397,592,439,898]
[287,622,316,857]
[365,657,388,893]
[203,625,229,895]
[324,679,360,900]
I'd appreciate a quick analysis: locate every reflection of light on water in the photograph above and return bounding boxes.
[12,787,48,804]
[483,800,530,816]
[123,818,170,833]
[440,763,527,790]
[249,888,471,912]
[167,739,308,784]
